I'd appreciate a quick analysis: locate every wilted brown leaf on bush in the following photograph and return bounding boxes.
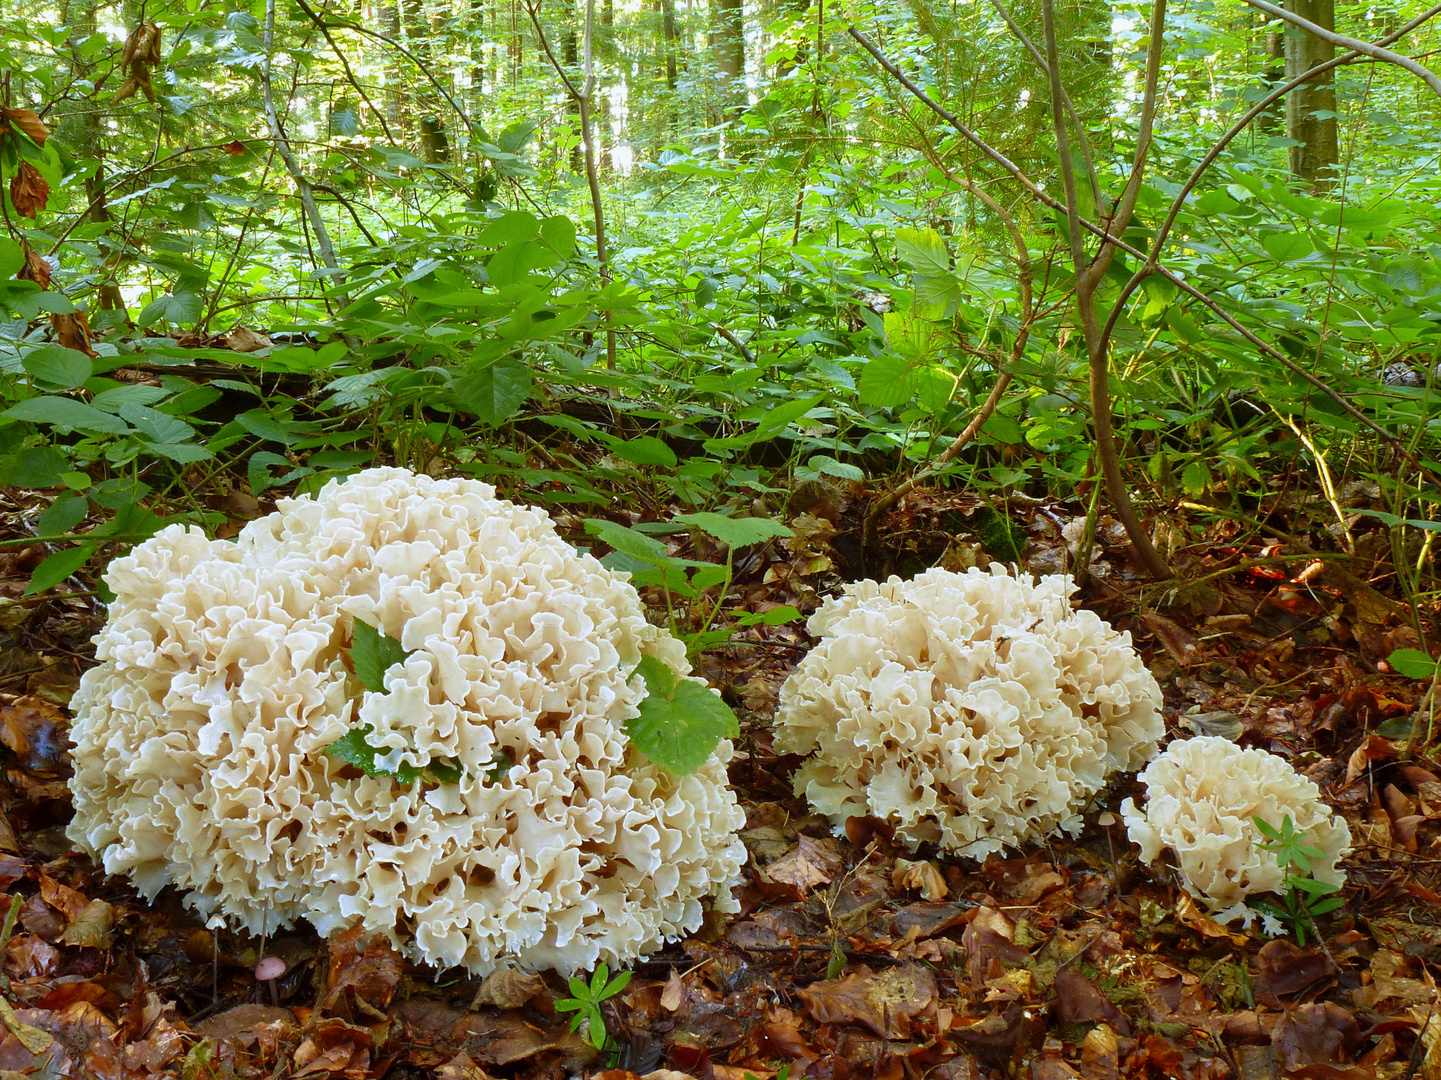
[9,163,49,218]
[0,108,49,146]
[51,311,97,356]
[15,243,50,288]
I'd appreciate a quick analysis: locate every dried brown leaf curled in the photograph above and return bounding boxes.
[9,162,49,219]
[1,108,49,146]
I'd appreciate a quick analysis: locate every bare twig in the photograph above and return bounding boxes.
[261,0,348,310]
[525,0,616,370]
[1043,0,1171,579]
[985,0,1103,212]
[847,25,1420,467]
[291,0,396,143]
[1243,0,1441,97]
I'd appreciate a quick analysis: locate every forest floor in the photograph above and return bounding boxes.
[0,463,1436,1080]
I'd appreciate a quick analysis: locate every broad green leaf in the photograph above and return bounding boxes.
[237,408,306,445]
[858,354,916,408]
[25,545,95,596]
[1181,460,1211,497]
[1261,231,1313,262]
[895,227,950,274]
[137,292,203,329]
[452,358,531,425]
[351,618,411,693]
[22,345,92,391]
[754,394,823,439]
[673,511,791,549]
[540,215,576,256]
[584,517,670,561]
[120,403,196,444]
[3,396,130,434]
[627,656,739,774]
[0,448,67,487]
[322,724,462,784]
[36,495,87,537]
[0,238,22,278]
[1387,648,1437,679]
[611,436,677,468]
[478,210,540,247]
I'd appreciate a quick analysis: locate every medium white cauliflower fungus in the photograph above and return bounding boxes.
[775,565,1164,857]
[1121,735,1351,925]
[68,467,745,977]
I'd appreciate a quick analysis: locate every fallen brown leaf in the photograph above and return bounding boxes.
[797,962,936,1039]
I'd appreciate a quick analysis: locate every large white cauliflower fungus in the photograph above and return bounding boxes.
[68,467,745,977]
[1121,735,1351,925]
[775,565,1164,857]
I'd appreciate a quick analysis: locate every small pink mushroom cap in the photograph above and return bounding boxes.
[254,956,286,981]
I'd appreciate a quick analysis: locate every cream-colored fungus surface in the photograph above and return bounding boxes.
[775,565,1164,857]
[1121,735,1351,925]
[68,467,745,977]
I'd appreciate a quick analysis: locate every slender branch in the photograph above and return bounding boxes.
[986,0,1103,212]
[525,0,616,369]
[1087,0,1166,285]
[848,23,1417,463]
[1095,5,1441,405]
[290,0,396,143]
[261,0,348,310]
[1043,0,1170,578]
[1243,0,1441,97]
[317,18,479,134]
[712,323,754,362]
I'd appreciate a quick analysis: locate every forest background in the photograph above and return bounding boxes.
[2,0,1440,593]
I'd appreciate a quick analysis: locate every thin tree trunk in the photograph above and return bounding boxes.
[711,0,744,121]
[660,0,678,88]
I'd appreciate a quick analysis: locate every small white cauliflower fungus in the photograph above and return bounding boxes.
[774,565,1164,858]
[1121,735,1351,926]
[68,467,745,977]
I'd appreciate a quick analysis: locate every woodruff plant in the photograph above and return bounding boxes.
[1249,815,1346,945]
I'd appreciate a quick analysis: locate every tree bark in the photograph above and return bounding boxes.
[1284,0,1338,190]
[711,0,744,121]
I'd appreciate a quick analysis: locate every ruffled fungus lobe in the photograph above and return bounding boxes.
[774,566,1163,857]
[68,468,745,976]
[1121,735,1351,924]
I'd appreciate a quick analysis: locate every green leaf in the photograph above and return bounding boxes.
[451,359,532,426]
[672,511,792,549]
[584,518,670,562]
[627,656,738,774]
[321,724,423,783]
[120,403,197,444]
[22,345,93,391]
[0,448,68,488]
[137,292,203,329]
[1261,231,1313,262]
[895,227,950,274]
[1388,648,1437,679]
[351,618,411,693]
[540,215,577,256]
[3,396,130,434]
[36,495,87,537]
[612,436,677,468]
[25,545,95,596]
